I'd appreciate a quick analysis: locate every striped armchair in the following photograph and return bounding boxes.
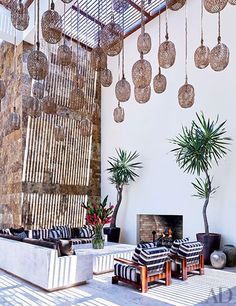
[170,241,204,280]
[112,244,171,293]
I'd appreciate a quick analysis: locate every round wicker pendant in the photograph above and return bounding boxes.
[113,105,124,123]
[101,68,113,87]
[41,6,62,44]
[57,44,72,67]
[54,125,65,142]
[0,80,6,100]
[228,0,236,4]
[42,96,57,114]
[112,0,129,13]
[101,21,123,57]
[194,44,210,69]
[204,0,228,13]
[91,46,107,71]
[61,0,73,3]
[11,1,29,31]
[92,102,100,120]
[137,32,152,55]
[9,108,20,130]
[115,76,131,102]
[134,85,151,104]
[158,40,176,69]
[167,0,186,11]
[79,118,92,137]
[178,82,195,108]
[27,97,41,118]
[73,72,85,90]
[2,0,13,9]
[210,42,229,71]
[153,71,167,94]
[27,49,48,80]
[32,81,44,99]
[69,87,85,111]
[132,59,152,88]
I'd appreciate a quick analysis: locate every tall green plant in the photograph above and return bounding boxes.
[170,113,231,234]
[106,149,142,228]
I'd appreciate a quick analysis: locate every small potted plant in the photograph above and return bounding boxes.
[170,113,231,263]
[83,196,113,249]
[105,149,142,242]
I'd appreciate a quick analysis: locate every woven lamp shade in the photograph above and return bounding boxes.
[0,80,6,100]
[132,59,152,88]
[54,125,65,142]
[79,118,93,137]
[27,96,41,118]
[2,0,13,9]
[57,44,72,66]
[101,21,123,57]
[204,0,228,13]
[42,96,57,114]
[32,81,44,99]
[113,105,124,123]
[112,0,129,13]
[137,32,152,55]
[229,0,236,4]
[69,87,85,111]
[9,108,20,130]
[41,6,62,44]
[92,102,100,120]
[91,46,107,71]
[101,68,113,87]
[194,45,210,69]
[115,76,131,102]
[134,85,151,104]
[178,82,195,108]
[210,42,229,71]
[158,40,176,69]
[27,49,48,80]
[11,1,29,31]
[167,0,186,11]
[61,0,73,3]
[153,71,167,94]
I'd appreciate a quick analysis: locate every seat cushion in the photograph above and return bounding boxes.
[78,225,95,238]
[170,238,190,255]
[53,225,71,239]
[28,229,50,240]
[70,238,92,245]
[114,263,140,283]
[138,246,169,274]
[132,241,161,263]
[177,241,203,264]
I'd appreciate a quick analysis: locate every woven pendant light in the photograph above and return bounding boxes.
[112,0,129,14]
[61,0,73,3]
[101,20,123,57]
[137,33,152,55]
[41,0,62,44]
[153,68,167,94]
[194,0,210,69]
[9,107,20,130]
[167,0,186,11]
[57,44,72,67]
[91,46,107,71]
[42,95,57,114]
[11,0,29,31]
[101,68,113,87]
[2,0,13,9]
[73,71,85,89]
[132,54,152,88]
[0,80,6,101]
[32,81,44,99]
[204,0,228,13]
[115,76,131,102]
[113,104,124,123]
[54,125,65,142]
[134,85,151,104]
[27,96,41,118]
[69,87,85,111]
[228,0,236,4]
[92,102,100,120]
[80,118,92,137]
[210,12,229,71]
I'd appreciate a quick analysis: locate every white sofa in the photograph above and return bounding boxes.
[0,237,93,291]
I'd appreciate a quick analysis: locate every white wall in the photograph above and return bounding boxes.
[101,0,236,246]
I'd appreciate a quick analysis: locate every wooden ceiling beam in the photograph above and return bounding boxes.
[126,0,151,19]
[72,5,105,28]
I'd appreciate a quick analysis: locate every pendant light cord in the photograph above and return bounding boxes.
[218,11,221,43]
[76,0,79,68]
[201,0,204,44]
[13,28,17,111]
[141,0,145,35]
[36,0,39,50]
[158,8,161,73]
[185,1,188,83]
[122,5,125,78]
[63,2,66,43]
[165,1,169,40]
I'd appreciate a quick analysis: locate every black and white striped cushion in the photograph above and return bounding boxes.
[70,238,92,245]
[79,225,95,238]
[170,237,190,255]
[114,263,140,283]
[49,229,61,239]
[132,242,161,263]
[28,229,50,240]
[177,241,203,264]
[53,225,71,239]
[138,247,169,273]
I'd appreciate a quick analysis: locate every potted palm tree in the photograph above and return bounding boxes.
[170,113,231,264]
[104,149,142,242]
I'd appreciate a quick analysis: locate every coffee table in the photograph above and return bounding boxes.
[74,242,135,274]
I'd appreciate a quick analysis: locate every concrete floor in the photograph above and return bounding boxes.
[0,267,236,306]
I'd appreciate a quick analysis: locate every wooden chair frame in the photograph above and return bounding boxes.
[112,257,171,293]
[170,253,204,281]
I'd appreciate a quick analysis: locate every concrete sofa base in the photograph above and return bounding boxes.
[0,237,93,291]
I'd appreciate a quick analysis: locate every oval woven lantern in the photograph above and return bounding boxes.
[69,87,85,111]
[115,76,131,102]
[134,85,151,104]
[112,0,129,14]
[32,81,44,99]
[153,70,167,94]
[57,44,72,67]
[92,102,100,120]
[204,0,228,13]
[194,44,210,69]
[41,2,62,44]
[73,72,85,90]
[137,32,152,55]
[228,0,236,4]
[0,79,6,100]
[101,68,113,87]
[9,108,20,130]
[11,1,29,31]
[210,42,229,71]
[167,0,186,11]
[101,21,123,56]
[91,46,107,71]
[42,95,57,114]
[70,51,77,68]
[178,82,195,108]
[158,40,176,69]
[61,0,73,3]
[132,58,152,88]
[27,48,48,81]
[2,0,13,9]
[54,125,65,142]
[113,105,124,123]
[79,118,92,137]
[27,96,41,118]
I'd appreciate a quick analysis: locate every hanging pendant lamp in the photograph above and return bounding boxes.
[91,46,107,72]
[167,0,186,11]
[101,20,123,57]
[69,86,85,111]
[228,0,236,4]
[54,124,65,142]
[113,104,124,123]
[137,0,151,55]
[42,95,57,114]
[0,80,6,101]
[73,70,85,89]
[9,107,20,130]
[32,81,44,99]
[101,68,113,87]
[134,85,151,104]
[204,0,228,13]
[92,102,100,121]
[112,0,129,14]
[27,96,42,118]
[132,52,152,88]
[11,0,29,31]
[79,118,93,137]
[61,0,73,3]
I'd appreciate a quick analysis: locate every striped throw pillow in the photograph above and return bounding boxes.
[114,263,139,283]
[79,225,95,238]
[53,225,71,239]
[170,237,190,255]
[132,241,161,263]
[177,241,203,264]
[49,229,61,239]
[138,246,169,273]
[28,229,50,240]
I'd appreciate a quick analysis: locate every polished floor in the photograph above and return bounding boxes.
[0,267,236,306]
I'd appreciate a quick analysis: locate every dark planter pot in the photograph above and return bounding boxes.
[103,227,120,243]
[196,233,221,265]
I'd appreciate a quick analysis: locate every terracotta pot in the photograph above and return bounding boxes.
[196,233,221,264]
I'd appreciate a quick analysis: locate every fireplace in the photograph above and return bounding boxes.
[137,214,183,244]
